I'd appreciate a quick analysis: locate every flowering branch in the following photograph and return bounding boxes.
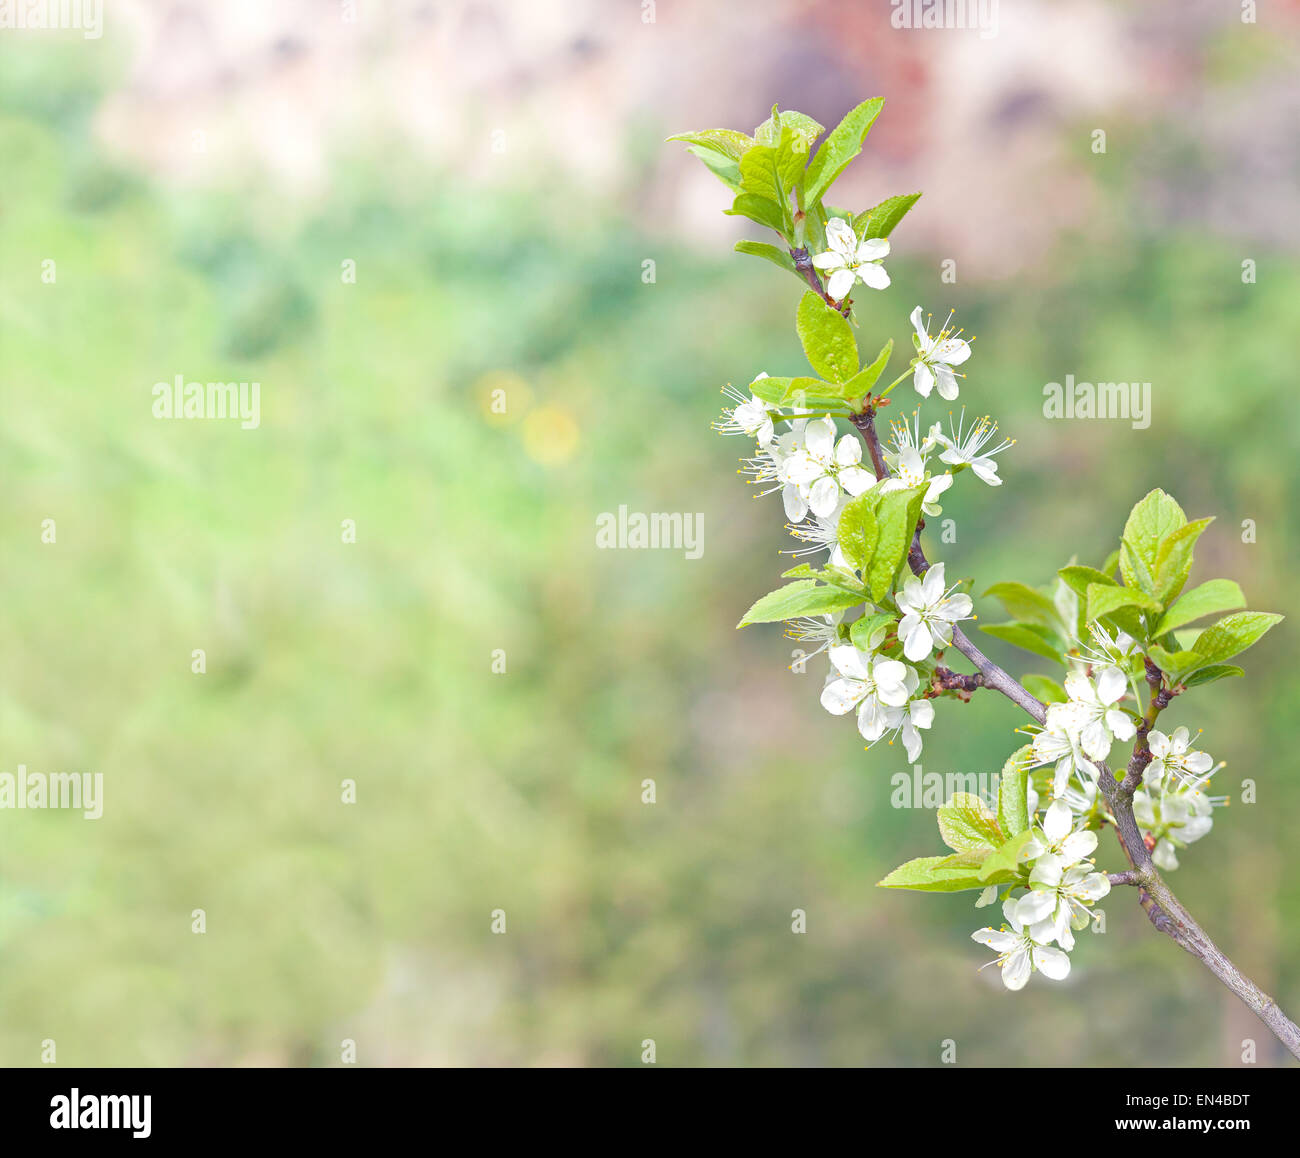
[674,96,1295,1061]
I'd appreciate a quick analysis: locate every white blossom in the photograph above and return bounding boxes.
[1014,855,1110,950]
[714,373,779,445]
[1032,667,1136,796]
[894,563,974,662]
[785,494,851,569]
[971,899,1071,991]
[879,665,935,761]
[780,416,875,519]
[910,306,971,400]
[785,612,844,669]
[933,409,1014,486]
[1145,726,1215,792]
[811,217,890,300]
[820,646,911,742]
[1134,785,1219,871]
[1020,798,1099,866]
[878,421,951,517]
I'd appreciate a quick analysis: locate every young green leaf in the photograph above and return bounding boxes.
[667,128,754,160]
[996,746,1034,838]
[877,855,1014,893]
[724,193,786,234]
[1119,489,1187,591]
[733,240,800,279]
[738,580,866,627]
[1085,582,1162,626]
[983,581,1064,631]
[977,830,1034,882]
[850,612,896,652]
[1189,611,1284,666]
[795,290,859,383]
[1179,664,1244,688]
[840,339,893,401]
[866,485,925,601]
[753,107,823,152]
[779,563,865,595]
[1058,564,1117,600]
[1153,516,1214,604]
[938,792,1005,853]
[837,491,880,572]
[854,192,922,240]
[803,97,885,206]
[1147,645,1205,680]
[978,622,1067,665]
[1153,578,1246,637]
[682,144,741,191]
[747,374,845,407]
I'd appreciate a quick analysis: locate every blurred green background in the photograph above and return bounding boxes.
[1,2,1297,1066]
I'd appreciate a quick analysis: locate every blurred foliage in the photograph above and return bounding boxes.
[1,38,1297,1067]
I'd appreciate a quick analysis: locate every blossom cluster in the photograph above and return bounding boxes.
[963,666,1221,991]
[717,217,1224,995]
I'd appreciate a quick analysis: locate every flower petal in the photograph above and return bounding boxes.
[826,268,856,300]
[1032,945,1071,981]
[856,262,890,290]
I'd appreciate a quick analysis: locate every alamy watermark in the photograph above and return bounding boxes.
[1,765,103,819]
[1043,375,1151,430]
[891,764,1000,809]
[596,506,704,559]
[152,375,260,430]
[891,0,998,39]
[0,0,102,38]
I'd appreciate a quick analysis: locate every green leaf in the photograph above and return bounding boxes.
[1120,489,1187,592]
[747,374,844,407]
[733,240,799,277]
[775,126,812,197]
[837,491,879,573]
[725,193,786,234]
[682,144,741,191]
[978,622,1066,665]
[977,830,1034,882]
[753,107,823,152]
[1180,664,1244,688]
[983,581,1063,630]
[1085,582,1162,626]
[1058,564,1117,600]
[840,339,893,401]
[1147,645,1205,680]
[667,128,754,161]
[1119,538,1157,597]
[1021,675,1067,704]
[1153,517,1214,604]
[795,290,859,383]
[803,97,885,206]
[850,612,896,652]
[866,485,925,601]
[877,855,1007,893]
[938,792,1004,853]
[934,849,991,870]
[854,192,921,239]
[779,564,865,595]
[1190,611,1284,667]
[738,580,865,627]
[737,143,784,202]
[1154,579,1246,637]
[996,746,1034,838]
